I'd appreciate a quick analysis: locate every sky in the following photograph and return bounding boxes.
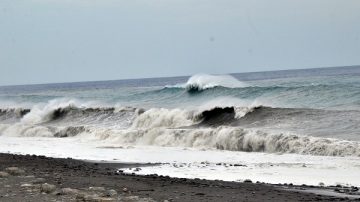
[0,0,359,85]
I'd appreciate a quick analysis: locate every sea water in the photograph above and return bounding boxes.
[0,66,359,186]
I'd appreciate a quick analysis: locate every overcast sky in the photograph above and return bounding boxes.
[0,0,359,85]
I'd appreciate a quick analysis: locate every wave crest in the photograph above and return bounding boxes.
[83,126,360,157]
[132,108,194,128]
[169,74,248,92]
[1,98,360,157]
[0,108,30,121]
[1,104,360,157]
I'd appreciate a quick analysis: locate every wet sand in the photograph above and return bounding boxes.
[0,153,358,201]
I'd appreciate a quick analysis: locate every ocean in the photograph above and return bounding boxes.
[1,66,360,186]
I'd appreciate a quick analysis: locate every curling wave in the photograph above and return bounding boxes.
[169,74,248,92]
[1,100,360,157]
[16,102,138,126]
[2,104,359,132]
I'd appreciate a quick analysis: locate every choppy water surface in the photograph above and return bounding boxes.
[1,66,360,157]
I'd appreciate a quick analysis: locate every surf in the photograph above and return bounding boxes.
[168,74,248,92]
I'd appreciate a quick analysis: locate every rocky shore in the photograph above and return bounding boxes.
[0,153,358,202]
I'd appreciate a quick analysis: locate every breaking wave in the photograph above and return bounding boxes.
[1,99,360,157]
[81,126,360,157]
[1,120,359,157]
[2,99,138,126]
[168,74,248,92]
[1,104,359,131]
[0,124,88,138]
[0,108,30,122]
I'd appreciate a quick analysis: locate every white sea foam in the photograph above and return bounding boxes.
[131,108,194,128]
[171,74,248,91]
[21,99,85,124]
[71,126,360,157]
[1,70,360,187]
[1,99,360,157]
[0,123,54,137]
[0,136,359,187]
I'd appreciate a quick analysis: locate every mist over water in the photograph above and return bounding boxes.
[0,66,360,157]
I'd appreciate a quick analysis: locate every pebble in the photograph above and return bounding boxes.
[41,183,57,193]
[98,198,116,202]
[61,187,80,195]
[106,189,118,197]
[5,167,25,176]
[122,196,141,201]
[0,171,9,178]
[89,186,106,192]
[20,183,33,188]
[32,178,46,184]
[134,168,141,172]
[77,193,115,202]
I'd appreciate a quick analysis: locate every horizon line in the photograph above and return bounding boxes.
[1,64,359,88]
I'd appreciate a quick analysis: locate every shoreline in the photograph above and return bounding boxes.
[0,153,359,201]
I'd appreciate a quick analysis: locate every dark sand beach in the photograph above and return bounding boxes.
[0,153,358,202]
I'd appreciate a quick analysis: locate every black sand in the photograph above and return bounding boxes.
[0,153,358,201]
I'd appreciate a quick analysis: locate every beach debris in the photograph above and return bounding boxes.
[40,183,57,193]
[0,171,10,178]
[5,167,25,176]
